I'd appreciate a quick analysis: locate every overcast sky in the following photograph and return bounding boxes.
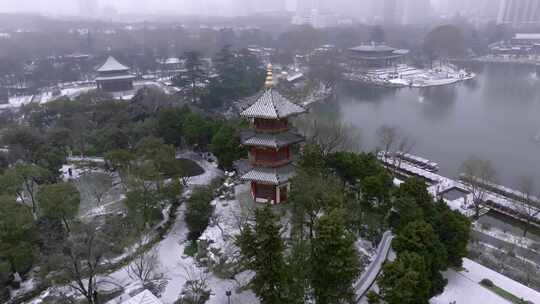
[0,0,300,15]
[0,0,444,16]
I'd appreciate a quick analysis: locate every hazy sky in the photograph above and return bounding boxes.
[0,0,298,15]
[0,0,445,16]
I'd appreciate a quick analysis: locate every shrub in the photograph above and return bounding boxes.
[480,278,494,287]
[185,187,214,241]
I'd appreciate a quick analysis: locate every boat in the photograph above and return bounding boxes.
[377,151,440,172]
[396,152,440,172]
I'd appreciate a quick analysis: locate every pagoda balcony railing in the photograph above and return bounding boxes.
[249,155,292,167]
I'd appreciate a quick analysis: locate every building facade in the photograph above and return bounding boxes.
[240,65,306,204]
[95,56,135,93]
[498,0,540,27]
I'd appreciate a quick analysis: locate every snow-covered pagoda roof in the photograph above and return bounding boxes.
[241,129,304,148]
[241,164,296,185]
[240,88,306,119]
[97,56,130,73]
[241,63,306,120]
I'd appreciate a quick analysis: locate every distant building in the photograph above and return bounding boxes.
[498,0,540,27]
[78,0,99,17]
[348,44,409,70]
[95,56,135,93]
[402,0,432,25]
[157,57,185,78]
[490,33,540,55]
[382,0,402,25]
[0,88,8,105]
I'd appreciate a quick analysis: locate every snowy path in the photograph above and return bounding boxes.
[355,231,393,302]
[25,155,257,304]
[105,156,256,304]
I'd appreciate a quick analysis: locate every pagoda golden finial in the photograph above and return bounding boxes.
[265,63,274,88]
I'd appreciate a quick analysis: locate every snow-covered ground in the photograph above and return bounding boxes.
[474,223,538,253]
[346,63,475,88]
[25,154,256,304]
[432,258,540,304]
[177,151,223,187]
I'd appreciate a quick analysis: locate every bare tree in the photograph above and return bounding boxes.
[177,265,212,304]
[295,117,360,155]
[377,125,398,156]
[54,221,121,304]
[376,125,415,173]
[461,156,497,219]
[516,176,540,237]
[76,172,112,206]
[127,248,168,296]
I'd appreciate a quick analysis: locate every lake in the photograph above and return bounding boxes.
[311,64,540,189]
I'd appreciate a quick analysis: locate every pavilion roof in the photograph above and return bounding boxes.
[97,56,130,73]
[240,88,306,119]
[241,130,304,148]
[241,164,296,185]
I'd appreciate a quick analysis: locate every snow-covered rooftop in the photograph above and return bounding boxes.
[97,56,131,73]
[514,33,540,40]
[240,88,306,119]
[240,130,304,148]
[121,290,162,304]
[241,164,296,185]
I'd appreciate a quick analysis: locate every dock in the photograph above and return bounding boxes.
[378,154,540,225]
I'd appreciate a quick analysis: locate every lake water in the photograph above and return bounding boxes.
[311,64,540,189]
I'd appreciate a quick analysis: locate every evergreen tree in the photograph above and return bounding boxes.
[210,124,246,170]
[311,209,360,304]
[185,187,214,241]
[0,195,36,273]
[429,200,471,267]
[237,205,287,304]
[378,251,431,304]
[392,221,448,296]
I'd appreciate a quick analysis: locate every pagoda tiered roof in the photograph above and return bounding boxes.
[241,129,304,148]
[240,88,306,119]
[97,56,131,73]
[241,164,296,185]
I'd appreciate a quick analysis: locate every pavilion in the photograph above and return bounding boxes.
[95,56,135,93]
[348,44,409,70]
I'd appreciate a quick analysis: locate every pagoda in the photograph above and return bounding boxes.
[240,64,307,204]
[95,56,135,93]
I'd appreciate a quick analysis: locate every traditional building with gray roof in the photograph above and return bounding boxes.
[239,64,307,204]
[95,56,135,93]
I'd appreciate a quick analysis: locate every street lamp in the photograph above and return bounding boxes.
[225,290,232,304]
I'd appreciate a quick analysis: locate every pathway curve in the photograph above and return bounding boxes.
[355,231,393,302]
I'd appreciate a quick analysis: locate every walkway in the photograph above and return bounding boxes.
[355,231,393,302]
[378,155,540,223]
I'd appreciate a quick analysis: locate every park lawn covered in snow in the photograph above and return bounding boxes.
[432,258,540,304]
[104,157,257,304]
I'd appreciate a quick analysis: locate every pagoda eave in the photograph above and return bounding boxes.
[240,130,305,149]
[240,164,296,185]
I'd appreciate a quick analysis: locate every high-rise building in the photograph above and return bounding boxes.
[402,0,431,25]
[382,0,402,24]
[497,0,540,27]
[78,0,99,17]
